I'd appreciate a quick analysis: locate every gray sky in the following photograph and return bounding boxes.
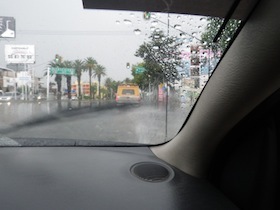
[0,0,206,86]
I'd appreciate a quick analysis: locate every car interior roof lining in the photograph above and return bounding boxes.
[82,0,259,20]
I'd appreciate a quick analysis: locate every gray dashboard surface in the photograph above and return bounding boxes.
[0,146,238,210]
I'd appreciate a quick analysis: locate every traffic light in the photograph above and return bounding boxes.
[55,54,59,63]
[143,12,151,20]
[126,62,130,69]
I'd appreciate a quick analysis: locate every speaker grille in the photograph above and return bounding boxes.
[130,162,174,182]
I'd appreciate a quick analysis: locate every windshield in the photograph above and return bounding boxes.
[0,0,241,146]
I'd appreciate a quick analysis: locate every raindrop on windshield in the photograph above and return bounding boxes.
[150,26,156,31]
[180,33,186,38]
[124,19,132,25]
[174,24,181,29]
[151,20,158,26]
[134,29,141,35]
[154,35,160,39]
[116,20,120,25]
[153,46,159,50]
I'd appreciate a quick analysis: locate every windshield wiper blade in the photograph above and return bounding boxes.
[0,135,20,146]
[10,137,146,147]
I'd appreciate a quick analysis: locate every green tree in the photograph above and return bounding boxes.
[201,17,241,52]
[48,54,63,98]
[84,57,97,99]
[123,77,134,84]
[104,77,121,98]
[73,59,84,99]
[63,60,73,99]
[135,31,183,85]
[131,63,149,90]
[93,64,106,100]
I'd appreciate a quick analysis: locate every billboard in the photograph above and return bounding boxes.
[0,16,15,38]
[5,45,35,64]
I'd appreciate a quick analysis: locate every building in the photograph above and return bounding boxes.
[71,81,98,97]
[0,67,16,92]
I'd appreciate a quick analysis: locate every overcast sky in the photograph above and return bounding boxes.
[0,0,206,86]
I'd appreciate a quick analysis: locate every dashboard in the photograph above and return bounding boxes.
[0,146,238,209]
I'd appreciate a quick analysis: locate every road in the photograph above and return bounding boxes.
[0,100,191,145]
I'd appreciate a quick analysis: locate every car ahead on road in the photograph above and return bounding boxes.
[29,93,46,101]
[116,84,141,104]
[0,0,279,210]
[0,92,21,102]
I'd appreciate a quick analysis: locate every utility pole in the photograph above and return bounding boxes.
[47,67,50,100]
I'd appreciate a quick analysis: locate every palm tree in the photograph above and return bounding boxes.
[63,60,73,99]
[84,57,97,99]
[105,77,113,99]
[93,64,106,100]
[48,56,63,97]
[73,59,84,99]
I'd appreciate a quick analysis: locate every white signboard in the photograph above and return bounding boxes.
[5,45,35,64]
[17,71,32,86]
[0,16,16,38]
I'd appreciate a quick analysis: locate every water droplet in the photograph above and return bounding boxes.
[153,46,159,50]
[151,20,158,26]
[124,19,132,25]
[192,32,197,36]
[226,37,231,42]
[177,15,181,19]
[116,20,120,25]
[150,26,156,31]
[134,29,141,35]
[180,33,186,38]
[200,18,206,22]
[130,13,135,17]
[174,24,181,29]
[154,35,160,39]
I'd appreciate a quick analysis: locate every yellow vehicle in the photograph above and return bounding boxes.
[116,84,141,104]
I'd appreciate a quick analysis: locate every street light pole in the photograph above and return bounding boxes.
[47,67,50,100]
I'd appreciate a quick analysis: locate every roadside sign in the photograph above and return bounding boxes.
[5,45,35,64]
[50,67,76,75]
[135,67,146,74]
[0,16,16,38]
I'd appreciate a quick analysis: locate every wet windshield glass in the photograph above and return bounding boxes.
[0,0,241,145]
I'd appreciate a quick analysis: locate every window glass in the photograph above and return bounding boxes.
[0,0,241,145]
[122,89,135,95]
